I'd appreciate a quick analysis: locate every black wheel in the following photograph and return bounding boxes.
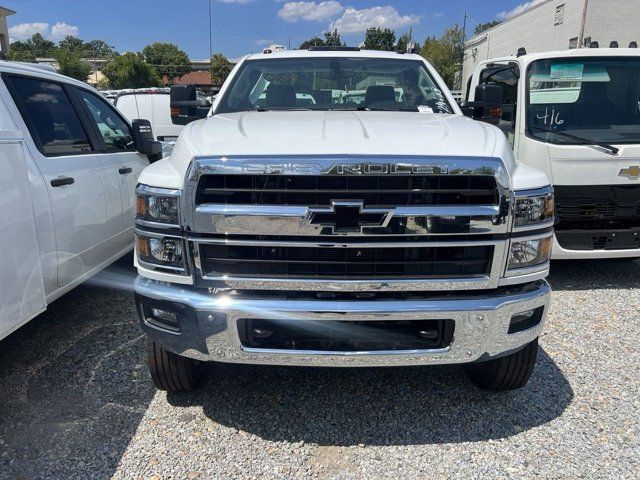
[465,338,538,391]
[146,338,202,392]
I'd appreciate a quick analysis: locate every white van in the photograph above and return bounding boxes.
[115,92,184,142]
[0,61,162,340]
[466,48,640,259]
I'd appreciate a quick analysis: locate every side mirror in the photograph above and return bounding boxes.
[170,85,210,125]
[460,84,503,125]
[132,119,162,162]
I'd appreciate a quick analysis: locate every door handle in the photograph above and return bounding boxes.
[118,167,133,175]
[50,177,75,187]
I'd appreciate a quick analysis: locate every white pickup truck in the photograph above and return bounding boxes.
[0,61,162,340]
[134,48,554,392]
[466,48,640,258]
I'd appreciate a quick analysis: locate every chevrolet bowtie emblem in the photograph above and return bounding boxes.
[305,201,394,234]
[619,166,640,180]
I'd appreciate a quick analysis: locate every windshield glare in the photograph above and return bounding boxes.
[527,57,640,144]
[216,57,454,114]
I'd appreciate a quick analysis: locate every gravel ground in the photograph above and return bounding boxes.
[0,255,639,480]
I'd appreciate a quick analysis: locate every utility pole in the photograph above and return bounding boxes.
[208,0,213,84]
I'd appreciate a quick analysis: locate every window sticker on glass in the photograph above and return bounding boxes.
[550,63,584,81]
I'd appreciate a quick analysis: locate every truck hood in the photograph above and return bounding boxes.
[141,111,522,189]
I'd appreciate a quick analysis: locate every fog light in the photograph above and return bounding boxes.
[508,236,552,270]
[508,307,544,333]
[151,308,177,323]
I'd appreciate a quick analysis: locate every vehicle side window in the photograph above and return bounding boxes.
[78,90,135,152]
[6,76,93,156]
[479,64,520,146]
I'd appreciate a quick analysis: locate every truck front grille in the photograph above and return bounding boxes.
[196,174,499,207]
[238,318,455,351]
[199,244,493,280]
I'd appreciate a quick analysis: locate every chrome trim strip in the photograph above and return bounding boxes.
[189,237,501,247]
[135,219,181,230]
[136,277,551,366]
[136,184,181,197]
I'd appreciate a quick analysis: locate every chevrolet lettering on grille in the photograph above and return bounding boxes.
[305,201,393,234]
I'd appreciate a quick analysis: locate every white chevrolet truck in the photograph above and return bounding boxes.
[466,47,640,258]
[134,48,554,392]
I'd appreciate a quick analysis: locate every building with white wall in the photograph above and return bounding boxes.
[462,0,640,91]
[0,6,15,59]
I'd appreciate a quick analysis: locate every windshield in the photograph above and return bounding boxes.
[216,57,454,114]
[527,57,640,144]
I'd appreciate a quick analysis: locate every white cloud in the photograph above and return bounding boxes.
[498,0,547,20]
[50,22,80,39]
[255,38,275,45]
[9,21,80,42]
[433,12,444,18]
[278,1,344,22]
[329,6,419,34]
[8,22,49,41]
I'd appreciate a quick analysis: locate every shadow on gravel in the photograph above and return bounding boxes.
[170,347,572,446]
[549,258,640,291]
[0,256,153,480]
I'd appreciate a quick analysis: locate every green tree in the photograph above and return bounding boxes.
[474,20,501,35]
[25,33,57,57]
[363,27,396,51]
[84,40,117,58]
[141,42,191,82]
[420,25,465,88]
[8,42,37,62]
[102,52,161,89]
[56,49,92,81]
[210,53,232,88]
[299,36,326,50]
[324,29,345,47]
[58,35,85,53]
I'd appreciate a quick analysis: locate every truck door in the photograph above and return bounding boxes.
[0,137,47,339]
[4,75,121,287]
[74,89,150,249]
[474,62,520,148]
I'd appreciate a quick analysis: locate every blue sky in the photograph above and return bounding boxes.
[5,0,540,59]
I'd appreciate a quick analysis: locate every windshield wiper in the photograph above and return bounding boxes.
[356,106,418,112]
[529,125,619,155]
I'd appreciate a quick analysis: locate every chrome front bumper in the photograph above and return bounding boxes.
[135,277,551,367]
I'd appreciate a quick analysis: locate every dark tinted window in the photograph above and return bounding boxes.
[7,76,92,156]
[78,90,134,152]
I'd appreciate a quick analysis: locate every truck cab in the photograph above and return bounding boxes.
[467,48,640,258]
[0,61,162,340]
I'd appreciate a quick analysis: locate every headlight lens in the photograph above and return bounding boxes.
[136,186,180,226]
[136,234,185,270]
[508,236,553,270]
[514,191,554,227]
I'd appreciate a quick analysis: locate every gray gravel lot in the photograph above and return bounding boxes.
[0,255,639,479]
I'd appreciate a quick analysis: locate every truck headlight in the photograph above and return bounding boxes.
[136,234,185,271]
[514,188,554,227]
[508,236,553,270]
[136,185,180,226]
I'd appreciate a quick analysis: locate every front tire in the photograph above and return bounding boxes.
[465,338,538,391]
[146,338,202,392]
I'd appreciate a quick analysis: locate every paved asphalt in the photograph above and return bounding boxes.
[0,255,638,479]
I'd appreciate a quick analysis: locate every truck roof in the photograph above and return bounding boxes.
[482,48,640,65]
[242,49,425,62]
[0,60,97,91]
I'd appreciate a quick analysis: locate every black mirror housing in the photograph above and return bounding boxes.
[170,85,210,125]
[460,84,503,126]
[132,119,162,162]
